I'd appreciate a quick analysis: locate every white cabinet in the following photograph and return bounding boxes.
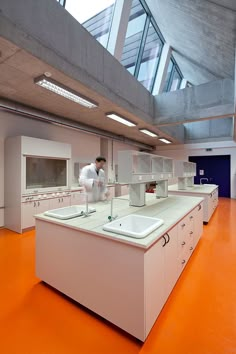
[22,199,50,229]
[145,201,203,335]
[204,187,218,223]
[145,235,166,335]
[174,160,196,178]
[49,196,70,209]
[118,150,173,184]
[162,227,178,298]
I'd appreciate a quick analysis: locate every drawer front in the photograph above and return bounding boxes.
[178,248,191,275]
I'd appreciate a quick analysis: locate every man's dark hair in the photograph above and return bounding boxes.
[95,156,106,162]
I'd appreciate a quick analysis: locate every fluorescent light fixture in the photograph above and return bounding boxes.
[139,129,158,137]
[106,112,136,127]
[158,138,172,144]
[34,75,98,108]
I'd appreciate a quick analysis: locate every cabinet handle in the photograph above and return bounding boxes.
[181,223,186,228]
[181,260,186,265]
[181,241,186,246]
[38,201,40,207]
[210,193,213,198]
[62,198,63,202]
[59,198,60,203]
[190,247,193,251]
[190,231,193,235]
[190,216,193,219]
[198,204,202,211]
[34,202,36,207]
[165,233,170,244]
[162,235,167,247]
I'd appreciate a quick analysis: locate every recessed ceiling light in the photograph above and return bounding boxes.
[34,75,98,108]
[158,138,172,144]
[139,129,158,137]
[106,112,136,127]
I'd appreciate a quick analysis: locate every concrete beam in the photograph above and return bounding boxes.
[158,125,185,143]
[154,78,235,126]
[184,117,233,143]
[0,0,153,124]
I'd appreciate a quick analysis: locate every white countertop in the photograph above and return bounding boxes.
[35,194,204,250]
[168,184,218,195]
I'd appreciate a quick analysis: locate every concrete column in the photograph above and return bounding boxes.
[152,43,172,95]
[180,79,187,89]
[106,0,132,61]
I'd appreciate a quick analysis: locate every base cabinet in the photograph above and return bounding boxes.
[22,199,50,229]
[36,200,204,341]
[144,201,203,337]
[49,196,70,209]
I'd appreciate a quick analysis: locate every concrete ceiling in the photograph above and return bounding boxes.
[146,0,236,85]
[0,36,174,148]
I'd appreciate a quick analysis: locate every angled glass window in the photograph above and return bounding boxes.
[56,0,65,5]
[170,67,182,91]
[162,59,174,93]
[64,0,116,48]
[121,0,147,74]
[137,21,163,91]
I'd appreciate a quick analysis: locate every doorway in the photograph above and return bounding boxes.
[189,155,231,198]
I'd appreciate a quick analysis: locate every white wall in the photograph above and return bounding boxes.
[0,111,136,227]
[156,141,236,198]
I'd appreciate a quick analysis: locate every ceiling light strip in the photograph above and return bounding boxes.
[139,129,158,137]
[106,112,136,127]
[34,75,97,108]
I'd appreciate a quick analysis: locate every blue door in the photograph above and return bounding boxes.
[189,155,231,198]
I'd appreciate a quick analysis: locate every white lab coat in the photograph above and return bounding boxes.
[79,163,107,202]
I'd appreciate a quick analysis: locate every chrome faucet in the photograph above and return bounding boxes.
[108,197,129,221]
[200,178,208,185]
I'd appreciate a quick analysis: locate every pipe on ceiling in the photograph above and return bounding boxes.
[0,97,154,151]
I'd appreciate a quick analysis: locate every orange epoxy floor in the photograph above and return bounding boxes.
[0,198,236,354]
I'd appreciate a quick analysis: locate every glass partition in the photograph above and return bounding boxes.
[65,0,116,48]
[137,21,163,91]
[121,0,147,74]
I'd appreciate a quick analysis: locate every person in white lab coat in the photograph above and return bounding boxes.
[79,156,109,202]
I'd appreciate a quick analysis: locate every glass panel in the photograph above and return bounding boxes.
[137,22,163,91]
[56,0,65,5]
[65,0,116,48]
[121,0,147,72]
[170,68,182,91]
[162,60,174,93]
[26,157,67,189]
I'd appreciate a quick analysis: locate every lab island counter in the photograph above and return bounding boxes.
[168,184,218,223]
[35,194,204,341]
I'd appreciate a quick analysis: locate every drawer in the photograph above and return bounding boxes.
[178,248,191,275]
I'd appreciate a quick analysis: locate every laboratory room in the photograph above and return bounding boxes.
[0,0,236,353]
